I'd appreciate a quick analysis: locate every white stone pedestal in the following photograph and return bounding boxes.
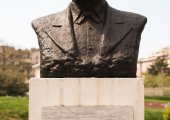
[29,78,144,120]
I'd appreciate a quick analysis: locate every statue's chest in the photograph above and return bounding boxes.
[45,18,134,65]
[74,21,103,62]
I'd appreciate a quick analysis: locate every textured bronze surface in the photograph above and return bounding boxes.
[32,0,147,78]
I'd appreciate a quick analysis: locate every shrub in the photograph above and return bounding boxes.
[164,107,170,120]
[144,73,170,88]
[0,69,28,96]
[145,96,170,101]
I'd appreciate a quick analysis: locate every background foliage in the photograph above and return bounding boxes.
[144,57,170,88]
[0,69,28,96]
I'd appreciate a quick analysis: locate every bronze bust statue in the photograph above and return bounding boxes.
[32,0,147,78]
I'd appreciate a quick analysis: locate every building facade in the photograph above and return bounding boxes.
[0,43,41,80]
[137,47,170,76]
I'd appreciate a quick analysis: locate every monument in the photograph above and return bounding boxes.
[30,0,147,120]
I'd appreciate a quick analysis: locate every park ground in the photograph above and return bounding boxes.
[0,96,169,120]
[145,96,170,120]
[0,97,28,120]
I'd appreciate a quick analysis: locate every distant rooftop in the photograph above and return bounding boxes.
[139,46,170,62]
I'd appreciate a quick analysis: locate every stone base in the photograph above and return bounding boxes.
[29,78,144,120]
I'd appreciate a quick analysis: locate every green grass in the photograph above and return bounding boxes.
[0,96,28,120]
[145,108,164,120]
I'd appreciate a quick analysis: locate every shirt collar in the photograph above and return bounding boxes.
[70,1,106,24]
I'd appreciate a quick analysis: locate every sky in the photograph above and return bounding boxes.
[0,0,170,58]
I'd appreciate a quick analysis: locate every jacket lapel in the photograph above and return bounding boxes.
[45,8,74,54]
[101,5,132,56]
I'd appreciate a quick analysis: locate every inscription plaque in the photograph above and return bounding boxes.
[42,106,134,120]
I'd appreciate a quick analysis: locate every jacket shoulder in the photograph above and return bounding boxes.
[110,7,147,28]
[31,10,66,33]
[121,10,147,28]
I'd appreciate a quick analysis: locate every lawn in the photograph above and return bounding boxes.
[0,96,28,120]
[145,108,164,120]
[145,96,170,120]
[0,96,169,120]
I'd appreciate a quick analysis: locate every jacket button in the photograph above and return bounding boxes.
[88,47,93,51]
[89,27,93,30]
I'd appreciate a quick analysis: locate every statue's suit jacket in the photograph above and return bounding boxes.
[32,3,147,78]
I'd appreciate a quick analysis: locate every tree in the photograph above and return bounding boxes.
[0,45,31,96]
[144,57,170,94]
[144,73,160,88]
[0,69,28,96]
[147,57,170,76]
